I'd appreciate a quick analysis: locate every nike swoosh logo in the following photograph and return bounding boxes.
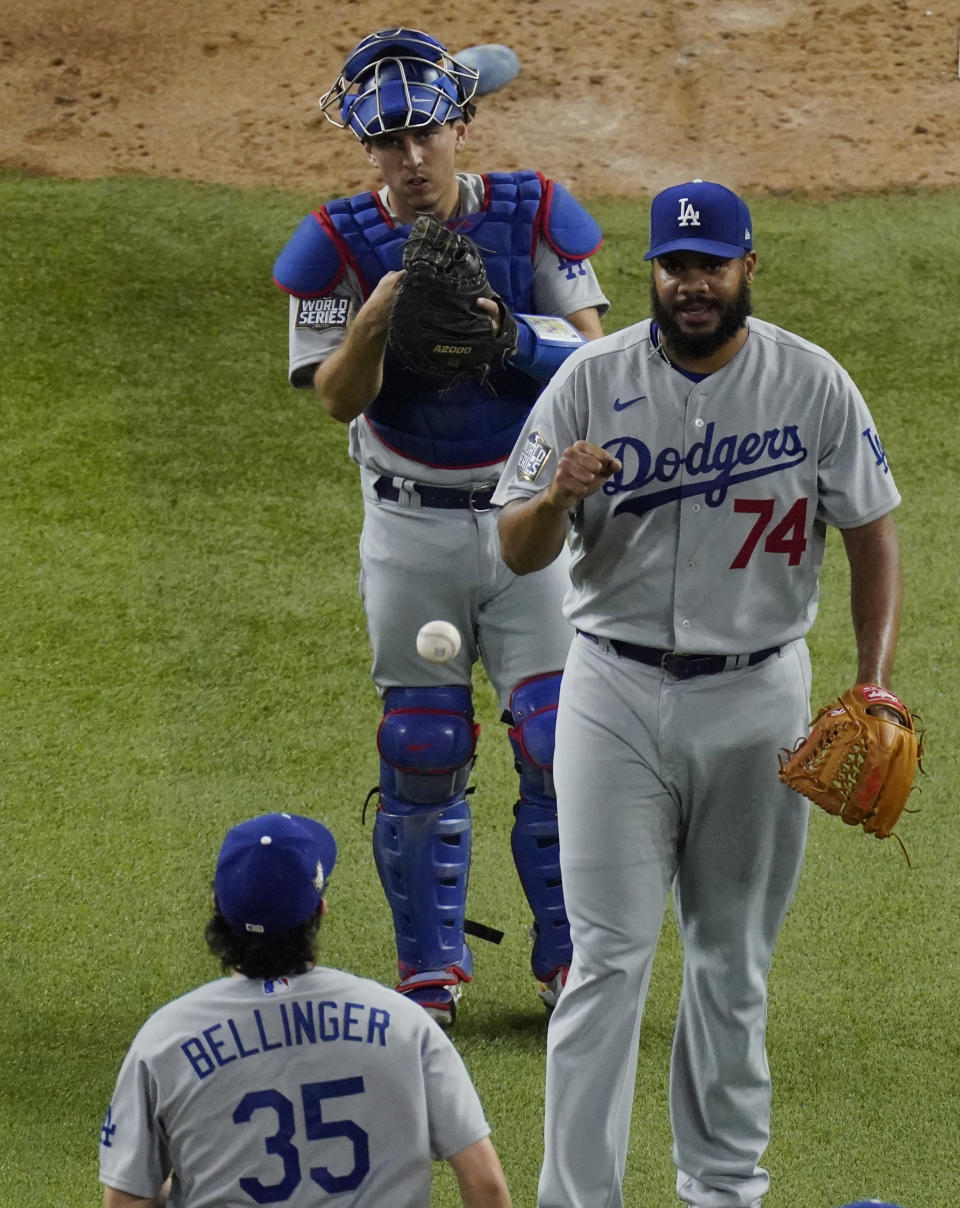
[613,395,647,411]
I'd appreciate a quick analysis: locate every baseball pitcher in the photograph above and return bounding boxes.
[495,180,904,1208]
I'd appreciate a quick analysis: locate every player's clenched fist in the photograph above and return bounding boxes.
[547,441,622,510]
[496,439,621,575]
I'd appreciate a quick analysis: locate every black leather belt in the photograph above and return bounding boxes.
[578,631,779,680]
[374,476,496,512]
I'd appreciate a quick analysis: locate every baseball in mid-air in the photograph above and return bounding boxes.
[416,620,462,663]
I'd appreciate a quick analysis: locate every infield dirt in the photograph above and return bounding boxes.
[2,1,958,199]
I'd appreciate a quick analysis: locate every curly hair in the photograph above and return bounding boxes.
[205,894,324,980]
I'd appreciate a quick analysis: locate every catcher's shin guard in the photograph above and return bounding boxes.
[374,687,479,1015]
[506,672,572,984]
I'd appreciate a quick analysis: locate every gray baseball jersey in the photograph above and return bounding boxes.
[494,315,900,1208]
[99,967,489,1207]
[494,315,900,648]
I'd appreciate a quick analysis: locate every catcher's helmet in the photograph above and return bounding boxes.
[319,27,480,140]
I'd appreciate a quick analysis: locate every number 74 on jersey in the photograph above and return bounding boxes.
[730,497,807,569]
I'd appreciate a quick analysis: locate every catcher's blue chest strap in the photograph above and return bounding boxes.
[272,171,601,468]
[272,170,600,300]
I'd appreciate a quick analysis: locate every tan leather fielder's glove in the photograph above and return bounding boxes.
[778,683,922,839]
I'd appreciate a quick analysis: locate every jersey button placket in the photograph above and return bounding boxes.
[674,392,711,648]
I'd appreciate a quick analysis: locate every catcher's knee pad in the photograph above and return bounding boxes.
[506,673,572,978]
[373,686,479,973]
[377,685,478,806]
[507,672,560,804]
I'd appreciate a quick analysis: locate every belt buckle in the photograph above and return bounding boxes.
[468,484,493,513]
[662,653,716,679]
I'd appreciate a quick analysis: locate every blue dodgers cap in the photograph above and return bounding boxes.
[215,813,337,934]
[644,180,753,261]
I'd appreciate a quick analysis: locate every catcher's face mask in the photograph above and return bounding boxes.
[320,27,479,140]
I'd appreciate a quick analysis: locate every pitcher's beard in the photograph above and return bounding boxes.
[652,279,752,361]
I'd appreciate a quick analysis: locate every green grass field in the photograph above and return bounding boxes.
[1,170,957,1207]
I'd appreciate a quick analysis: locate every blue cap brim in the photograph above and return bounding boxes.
[644,238,751,261]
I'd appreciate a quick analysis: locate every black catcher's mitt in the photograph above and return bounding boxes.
[388,215,518,382]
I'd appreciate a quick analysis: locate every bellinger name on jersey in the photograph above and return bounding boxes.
[181,998,392,1081]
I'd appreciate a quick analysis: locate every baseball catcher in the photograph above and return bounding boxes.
[388,214,519,382]
[778,682,922,840]
[274,23,609,1028]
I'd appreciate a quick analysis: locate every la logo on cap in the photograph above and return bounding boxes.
[644,179,753,262]
[677,198,700,228]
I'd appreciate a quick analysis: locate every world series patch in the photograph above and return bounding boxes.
[296,296,350,330]
[518,430,552,481]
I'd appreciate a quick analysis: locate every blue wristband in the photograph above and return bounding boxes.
[507,314,587,383]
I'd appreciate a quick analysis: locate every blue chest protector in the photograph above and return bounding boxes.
[273,171,600,469]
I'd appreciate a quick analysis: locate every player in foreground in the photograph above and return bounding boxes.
[98,812,511,1208]
[272,27,609,1025]
[494,180,904,1207]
